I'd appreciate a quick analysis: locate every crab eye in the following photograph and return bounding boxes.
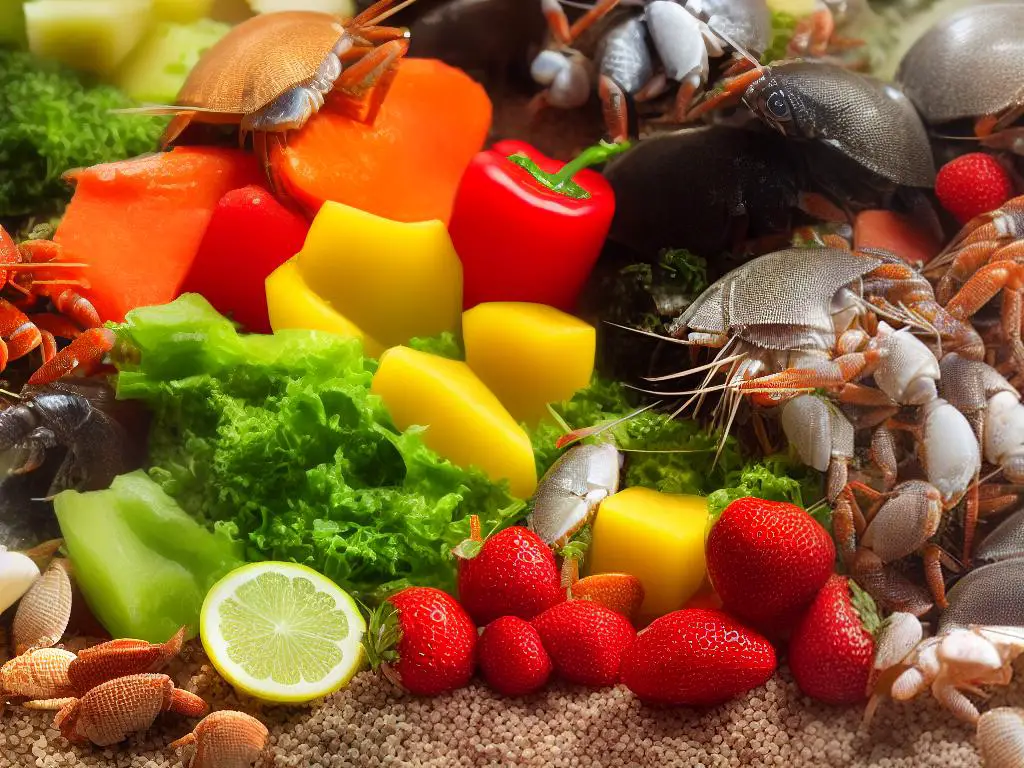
[764,89,791,120]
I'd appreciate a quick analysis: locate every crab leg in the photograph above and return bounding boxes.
[27,327,116,386]
[946,261,1024,375]
[541,0,623,46]
[685,66,763,122]
[787,2,835,58]
[735,349,881,396]
[598,75,629,143]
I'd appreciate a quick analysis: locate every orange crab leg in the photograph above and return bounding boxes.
[36,287,101,329]
[685,67,764,122]
[30,313,83,339]
[788,4,835,58]
[27,327,116,386]
[333,37,409,124]
[0,298,42,365]
[921,544,949,609]
[736,350,882,396]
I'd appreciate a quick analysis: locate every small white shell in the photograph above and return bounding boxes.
[978,707,1024,768]
[0,549,41,615]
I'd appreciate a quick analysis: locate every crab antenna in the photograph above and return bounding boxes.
[361,0,419,27]
[642,352,747,382]
[603,321,700,345]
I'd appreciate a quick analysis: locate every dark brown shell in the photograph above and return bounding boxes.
[744,62,936,187]
[896,3,1024,124]
[173,11,347,115]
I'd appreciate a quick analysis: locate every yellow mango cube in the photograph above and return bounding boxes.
[589,488,709,623]
[295,201,463,352]
[463,302,596,426]
[266,259,382,356]
[371,346,537,498]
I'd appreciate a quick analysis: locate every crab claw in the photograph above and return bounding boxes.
[12,558,72,655]
[978,707,1024,768]
[170,710,270,768]
[67,626,187,695]
[53,674,208,747]
[27,326,116,385]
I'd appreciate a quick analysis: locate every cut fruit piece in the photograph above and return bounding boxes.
[589,488,710,625]
[463,302,595,427]
[152,0,213,22]
[25,0,154,76]
[372,346,538,498]
[292,201,462,352]
[272,57,492,224]
[53,471,243,643]
[54,147,264,323]
[248,0,354,15]
[265,259,379,354]
[200,561,367,704]
[115,19,231,104]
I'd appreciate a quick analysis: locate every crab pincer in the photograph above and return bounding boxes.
[170,710,270,768]
[53,673,208,747]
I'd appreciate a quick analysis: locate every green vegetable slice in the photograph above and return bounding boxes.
[54,470,243,643]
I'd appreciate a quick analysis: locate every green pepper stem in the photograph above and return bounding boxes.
[507,140,631,201]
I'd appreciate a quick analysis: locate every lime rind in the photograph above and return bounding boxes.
[200,562,367,704]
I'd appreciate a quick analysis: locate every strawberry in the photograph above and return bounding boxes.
[935,152,1014,225]
[478,616,553,696]
[620,608,777,707]
[531,600,635,687]
[455,516,565,626]
[365,586,477,696]
[705,498,835,633]
[788,574,880,705]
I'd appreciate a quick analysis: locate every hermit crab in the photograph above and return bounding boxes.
[132,0,417,186]
[896,3,1024,155]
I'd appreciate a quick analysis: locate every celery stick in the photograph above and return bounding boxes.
[54,470,243,643]
[24,0,154,77]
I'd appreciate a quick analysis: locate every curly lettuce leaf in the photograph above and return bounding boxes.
[707,457,824,525]
[114,295,522,601]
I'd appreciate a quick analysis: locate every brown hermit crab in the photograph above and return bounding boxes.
[133,0,417,187]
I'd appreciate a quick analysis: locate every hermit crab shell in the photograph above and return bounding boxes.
[166,11,349,129]
[896,3,1024,124]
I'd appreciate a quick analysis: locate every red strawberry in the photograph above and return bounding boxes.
[531,600,635,687]
[705,498,835,633]
[456,516,565,626]
[935,153,1014,225]
[788,574,879,704]
[365,586,477,696]
[620,608,777,707]
[478,616,553,696]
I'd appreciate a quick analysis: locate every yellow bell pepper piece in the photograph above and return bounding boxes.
[371,346,537,498]
[463,302,596,426]
[589,488,709,623]
[766,0,815,16]
[266,258,383,356]
[294,201,463,351]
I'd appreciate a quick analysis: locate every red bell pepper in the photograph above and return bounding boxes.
[179,185,310,333]
[448,140,629,312]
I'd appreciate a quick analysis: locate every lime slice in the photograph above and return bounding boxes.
[200,562,366,703]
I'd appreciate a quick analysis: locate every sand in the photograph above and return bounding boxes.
[2,644,1020,768]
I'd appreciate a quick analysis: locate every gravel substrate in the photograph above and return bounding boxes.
[2,644,1021,768]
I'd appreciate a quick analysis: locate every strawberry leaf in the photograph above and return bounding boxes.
[363,601,403,670]
[849,579,881,636]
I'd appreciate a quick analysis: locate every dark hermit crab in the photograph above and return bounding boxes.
[896,3,1024,156]
[133,0,417,186]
